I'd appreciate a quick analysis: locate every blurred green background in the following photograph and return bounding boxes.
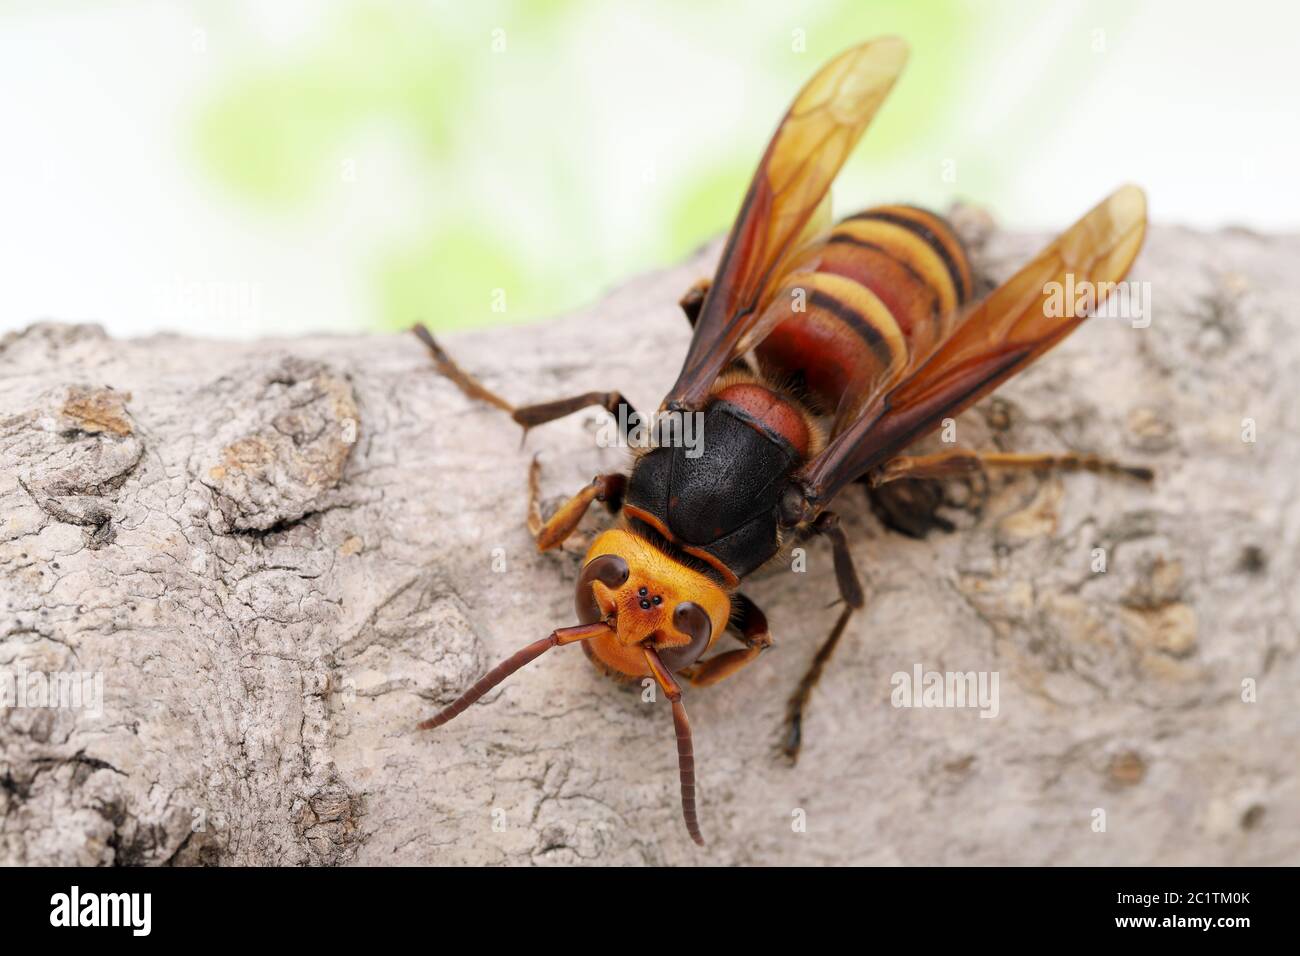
[2,0,1295,338]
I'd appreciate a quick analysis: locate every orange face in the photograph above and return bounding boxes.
[577,529,732,679]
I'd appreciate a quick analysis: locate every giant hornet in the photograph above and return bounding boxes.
[414,37,1149,846]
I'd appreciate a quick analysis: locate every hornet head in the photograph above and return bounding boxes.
[574,529,731,677]
[417,525,732,846]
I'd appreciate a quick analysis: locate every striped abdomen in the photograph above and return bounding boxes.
[755,204,973,427]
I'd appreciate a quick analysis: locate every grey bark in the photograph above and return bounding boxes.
[1,220,1297,866]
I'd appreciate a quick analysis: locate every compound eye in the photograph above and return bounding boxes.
[657,601,713,670]
[574,554,630,624]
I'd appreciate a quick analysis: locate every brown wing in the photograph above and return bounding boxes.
[798,185,1148,506]
[663,37,910,411]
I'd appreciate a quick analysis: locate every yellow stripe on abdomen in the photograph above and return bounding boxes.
[832,216,961,320]
[859,204,973,305]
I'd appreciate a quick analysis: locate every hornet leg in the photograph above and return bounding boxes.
[679,279,711,328]
[871,449,1153,486]
[680,592,773,688]
[412,323,642,441]
[678,279,751,375]
[527,459,626,551]
[782,510,865,765]
[861,474,955,539]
